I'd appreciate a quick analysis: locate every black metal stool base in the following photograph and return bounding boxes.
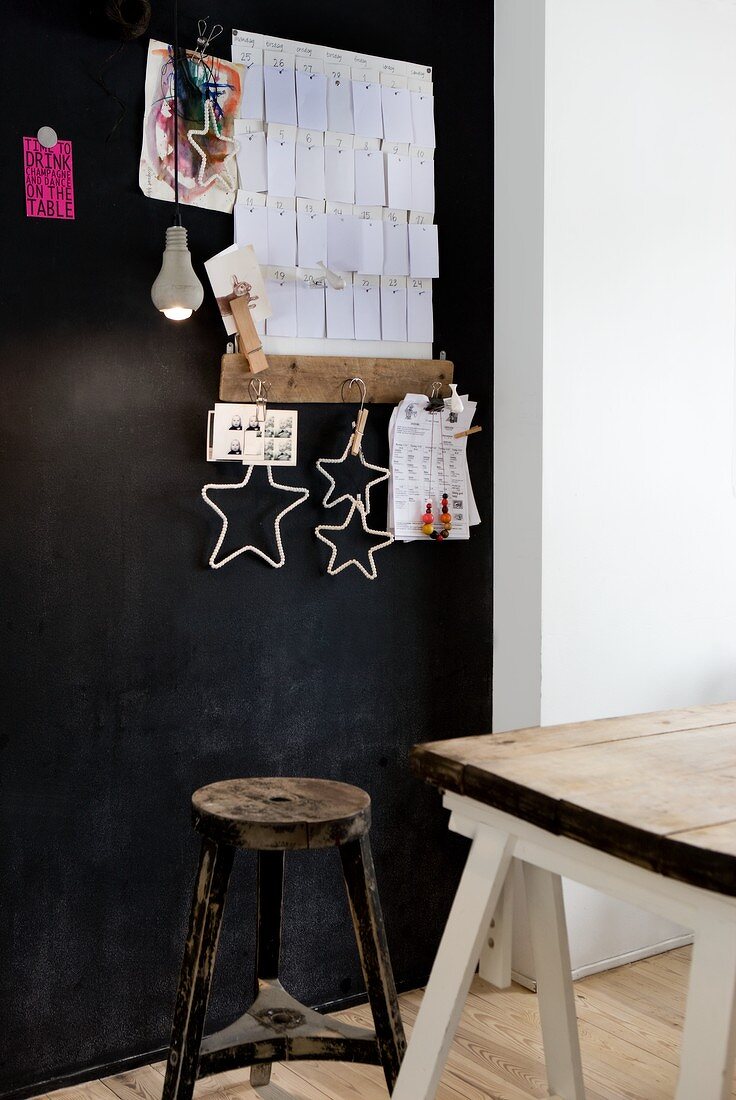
[199,978,382,1078]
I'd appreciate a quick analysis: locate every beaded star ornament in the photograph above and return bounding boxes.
[202,466,309,569]
[187,98,239,193]
[315,498,394,580]
[421,383,453,541]
[314,378,393,579]
[201,380,309,569]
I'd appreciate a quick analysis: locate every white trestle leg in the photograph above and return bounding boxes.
[392,824,514,1100]
[675,916,736,1100]
[523,865,586,1100]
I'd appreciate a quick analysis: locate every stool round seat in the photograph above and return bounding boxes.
[192,776,371,850]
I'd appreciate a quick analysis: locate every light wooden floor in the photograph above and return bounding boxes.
[35,945,728,1100]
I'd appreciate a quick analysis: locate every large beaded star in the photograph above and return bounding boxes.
[202,465,309,569]
[187,99,239,193]
[316,435,390,515]
[315,497,394,580]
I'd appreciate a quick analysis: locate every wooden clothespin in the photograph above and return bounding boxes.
[454,424,483,440]
[351,407,369,456]
[230,293,269,375]
[342,377,369,455]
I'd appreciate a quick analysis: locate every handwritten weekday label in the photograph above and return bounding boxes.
[23,137,75,219]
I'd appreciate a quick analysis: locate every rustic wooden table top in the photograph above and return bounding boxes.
[412,702,736,897]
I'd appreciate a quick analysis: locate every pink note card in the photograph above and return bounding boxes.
[23,137,75,219]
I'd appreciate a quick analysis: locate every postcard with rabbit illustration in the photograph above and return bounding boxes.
[207,403,298,466]
[204,244,271,336]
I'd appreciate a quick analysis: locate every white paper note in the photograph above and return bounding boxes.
[383,219,410,276]
[326,279,355,338]
[266,207,297,266]
[380,277,407,341]
[265,268,298,336]
[353,275,381,340]
[357,217,384,275]
[381,86,413,144]
[410,91,435,147]
[354,149,386,206]
[326,76,354,133]
[242,64,265,120]
[296,271,326,337]
[410,155,435,215]
[236,130,267,192]
[324,145,355,204]
[409,222,439,277]
[390,396,477,540]
[407,277,433,341]
[266,131,296,196]
[352,80,383,138]
[386,153,412,210]
[327,214,360,272]
[234,203,269,262]
[297,210,327,269]
[295,141,325,200]
[296,69,328,131]
[264,64,297,126]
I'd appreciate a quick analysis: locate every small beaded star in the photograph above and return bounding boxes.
[316,435,390,515]
[187,99,239,193]
[201,465,309,569]
[315,497,394,581]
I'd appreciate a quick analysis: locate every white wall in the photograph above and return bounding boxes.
[542,0,736,724]
[495,0,736,977]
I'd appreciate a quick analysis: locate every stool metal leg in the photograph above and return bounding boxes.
[163,838,234,1100]
[340,834,407,1093]
[249,849,285,1087]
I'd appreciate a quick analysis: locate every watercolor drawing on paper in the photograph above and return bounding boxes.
[140,39,243,214]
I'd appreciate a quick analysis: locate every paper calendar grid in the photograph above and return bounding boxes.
[231,29,437,358]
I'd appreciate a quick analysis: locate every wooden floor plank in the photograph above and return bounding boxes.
[32,945,736,1100]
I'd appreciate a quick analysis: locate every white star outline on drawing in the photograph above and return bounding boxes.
[315,497,394,581]
[187,99,239,193]
[316,436,390,514]
[201,466,309,569]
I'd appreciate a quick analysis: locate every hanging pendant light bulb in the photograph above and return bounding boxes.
[152,225,203,319]
[151,0,204,321]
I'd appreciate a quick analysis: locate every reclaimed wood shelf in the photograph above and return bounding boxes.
[219,354,454,404]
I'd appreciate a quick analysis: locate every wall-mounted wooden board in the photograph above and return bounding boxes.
[219,354,454,403]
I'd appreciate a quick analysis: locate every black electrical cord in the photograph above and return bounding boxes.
[173,0,181,225]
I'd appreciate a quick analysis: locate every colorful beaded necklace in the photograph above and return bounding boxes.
[420,386,452,541]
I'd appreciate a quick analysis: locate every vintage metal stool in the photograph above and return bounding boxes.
[162,777,406,1100]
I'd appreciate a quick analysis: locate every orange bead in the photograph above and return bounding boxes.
[441,513,452,524]
[422,523,434,535]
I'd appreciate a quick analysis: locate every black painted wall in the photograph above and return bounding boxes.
[0,2,493,1096]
